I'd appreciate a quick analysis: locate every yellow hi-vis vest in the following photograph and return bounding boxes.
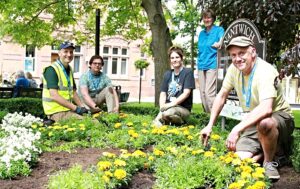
[42,60,74,115]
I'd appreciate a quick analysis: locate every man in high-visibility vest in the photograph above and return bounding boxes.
[42,41,88,122]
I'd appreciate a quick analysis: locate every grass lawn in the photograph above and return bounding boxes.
[124,102,299,128]
[293,110,300,128]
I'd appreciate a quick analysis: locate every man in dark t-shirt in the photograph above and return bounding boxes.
[153,46,195,126]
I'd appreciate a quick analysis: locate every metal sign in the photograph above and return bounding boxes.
[217,19,266,120]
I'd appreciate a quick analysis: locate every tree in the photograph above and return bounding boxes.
[166,0,202,69]
[206,0,300,67]
[0,0,172,105]
[134,59,150,103]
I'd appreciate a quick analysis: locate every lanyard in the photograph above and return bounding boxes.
[88,70,101,90]
[56,60,71,87]
[242,63,257,108]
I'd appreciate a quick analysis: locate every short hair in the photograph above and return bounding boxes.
[168,46,184,60]
[202,9,216,22]
[89,55,104,66]
[26,72,33,79]
[16,70,25,77]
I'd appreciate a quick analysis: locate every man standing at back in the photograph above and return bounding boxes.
[200,36,294,179]
[42,41,88,122]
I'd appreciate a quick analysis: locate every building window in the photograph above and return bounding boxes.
[25,45,35,72]
[121,58,127,75]
[103,47,109,54]
[122,48,127,55]
[103,57,108,74]
[51,45,59,50]
[112,58,118,74]
[74,46,81,53]
[104,47,129,77]
[112,48,118,55]
[73,56,80,73]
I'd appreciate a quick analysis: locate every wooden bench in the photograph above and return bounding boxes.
[0,87,42,98]
[0,87,14,98]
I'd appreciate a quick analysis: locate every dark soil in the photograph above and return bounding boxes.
[0,148,299,189]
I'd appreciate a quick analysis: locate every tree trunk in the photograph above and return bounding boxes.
[141,0,172,106]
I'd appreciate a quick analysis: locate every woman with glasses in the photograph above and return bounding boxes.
[197,9,224,113]
[79,55,119,113]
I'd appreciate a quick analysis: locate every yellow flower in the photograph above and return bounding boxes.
[53,125,62,130]
[241,171,251,179]
[153,149,165,156]
[79,123,85,127]
[252,172,265,180]
[120,153,131,159]
[204,151,214,157]
[120,149,128,154]
[119,113,128,118]
[166,147,178,155]
[104,171,113,177]
[224,157,233,164]
[211,134,221,140]
[114,122,122,128]
[191,149,204,155]
[102,175,110,183]
[31,124,37,129]
[127,122,133,126]
[255,167,265,174]
[114,169,127,180]
[252,181,266,189]
[102,152,116,158]
[148,156,154,161]
[232,158,242,166]
[228,182,243,189]
[240,165,253,173]
[187,135,194,140]
[97,161,112,171]
[188,125,195,129]
[210,147,217,152]
[141,129,149,134]
[183,130,190,135]
[62,125,69,129]
[67,127,76,132]
[128,129,135,135]
[132,150,147,157]
[80,127,86,131]
[131,132,139,138]
[48,131,53,136]
[142,122,148,127]
[92,112,101,118]
[114,159,126,167]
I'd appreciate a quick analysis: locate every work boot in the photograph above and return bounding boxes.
[263,162,280,179]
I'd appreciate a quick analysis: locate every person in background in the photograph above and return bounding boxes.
[42,41,88,122]
[79,55,119,113]
[13,70,30,97]
[26,72,38,88]
[197,9,224,113]
[153,46,195,126]
[200,36,294,179]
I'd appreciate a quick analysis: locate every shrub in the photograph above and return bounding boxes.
[291,129,300,172]
[0,98,44,118]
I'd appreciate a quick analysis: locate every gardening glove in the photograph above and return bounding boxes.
[75,106,89,115]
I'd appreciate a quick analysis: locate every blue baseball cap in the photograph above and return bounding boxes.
[59,41,75,50]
